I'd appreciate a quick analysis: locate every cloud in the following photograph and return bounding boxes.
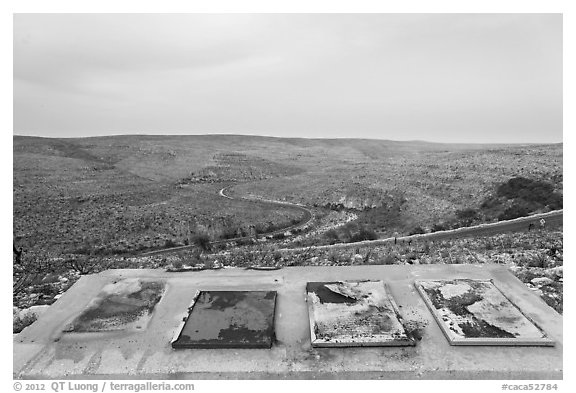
[13,14,562,143]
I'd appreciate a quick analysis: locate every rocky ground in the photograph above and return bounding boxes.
[13,227,563,333]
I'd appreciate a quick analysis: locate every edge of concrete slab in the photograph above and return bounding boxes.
[14,265,563,380]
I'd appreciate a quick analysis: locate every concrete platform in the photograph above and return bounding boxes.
[13,265,563,379]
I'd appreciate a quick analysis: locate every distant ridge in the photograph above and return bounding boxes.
[14,133,560,148]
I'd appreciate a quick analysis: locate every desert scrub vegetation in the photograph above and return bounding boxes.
[321,223,378,244]
[195,227,563,313]
[13,308,38,334]
[13,136,564,329]
[496,177,562,209]
[479,176,563,221]
[14,136,561,256]
[13,226,563,333]
[13,251,81,334]
[13,158,307,256]
[281,220,378,248]
[233,144,561,236]
[401,176,563,236]
[12,248,178,322]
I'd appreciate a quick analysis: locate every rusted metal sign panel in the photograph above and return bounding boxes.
[171,291,277,349]
[415,279,554,346]
[64,279,165,332]
[306,280,414,347]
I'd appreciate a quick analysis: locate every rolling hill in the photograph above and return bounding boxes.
[13,135,562,254]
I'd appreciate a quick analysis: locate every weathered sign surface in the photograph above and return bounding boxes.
[64,278,165,332]
[306,280,414,347]
[171,290,277,349]
[415,279,554,346]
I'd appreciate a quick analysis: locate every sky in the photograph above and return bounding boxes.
[13,13,562,143]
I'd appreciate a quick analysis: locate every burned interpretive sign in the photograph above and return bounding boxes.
[306,280,414,347]
[415,279,554,346]
[64,278,165,333]
[171,291,277,349]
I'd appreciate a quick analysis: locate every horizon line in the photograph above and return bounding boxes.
[12,132,563,146]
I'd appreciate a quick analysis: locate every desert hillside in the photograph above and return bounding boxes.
[13,134,564,322]
[13,135,562,255]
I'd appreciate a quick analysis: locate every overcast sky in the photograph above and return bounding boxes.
[13,13,562,143]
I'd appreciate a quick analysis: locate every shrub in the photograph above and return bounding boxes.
[409,226,425,235]
[324,229,339,241]
[498,204,530,221]
[164,238,177,248]
[192,233,212,251]
[39,283,58,297]
[546,193,563,210]
[221,229,236,240]
[431,223,448,232]
[65,256,107,275]
[338,252,352,263]
[349,228,378,242]
[481,196,500,209]
[526,253,549,268]
[456,208,477,219]
[328,249,339,263]
[421,242,431,254]
[406,251,418,261]
[456,208,478,226]
[497,177,562,208]
[382,253,396,265]
[13,311,37,334]
[236,238,254,247]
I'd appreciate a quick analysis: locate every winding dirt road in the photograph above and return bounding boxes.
[216,185,314,237]
[141,184,314,256]
[143,185,562,257]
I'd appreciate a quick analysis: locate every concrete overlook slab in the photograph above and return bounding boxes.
[13,265,562,379]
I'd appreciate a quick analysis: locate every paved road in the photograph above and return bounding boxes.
[142,190,562,256]
[413,211,562,242]
[299,210,563,252]
[141,185,314,256]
